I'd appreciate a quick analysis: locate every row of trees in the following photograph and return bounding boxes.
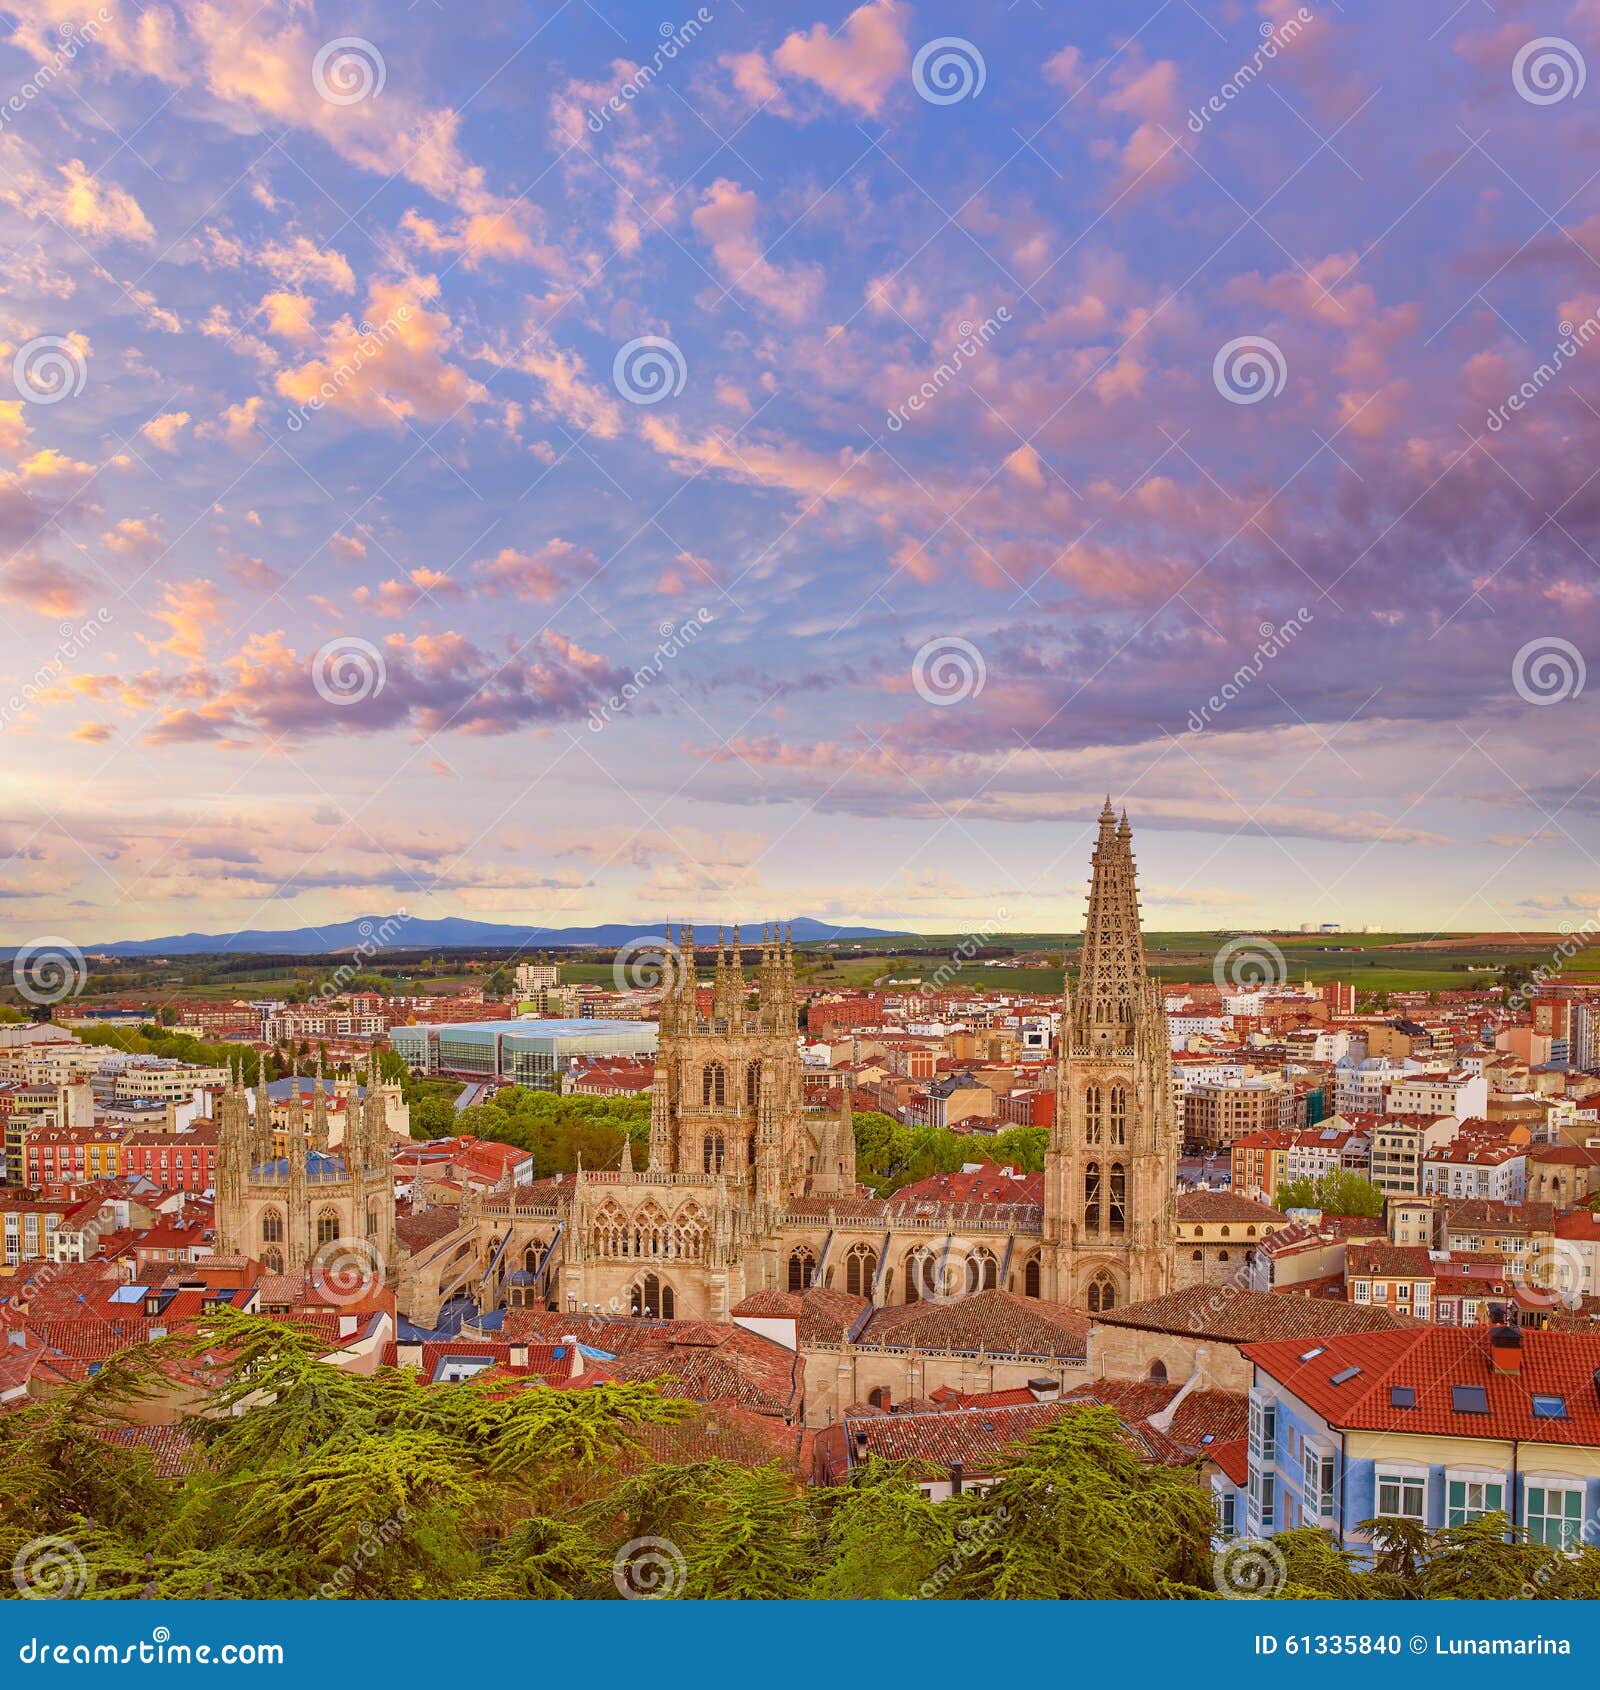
[3,1312,1596,1601]
[437,1088,1048,1198]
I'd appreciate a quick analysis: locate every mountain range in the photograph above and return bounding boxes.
[71,916,908,958]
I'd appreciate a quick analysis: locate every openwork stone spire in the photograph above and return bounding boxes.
[1070,797,1148,1049]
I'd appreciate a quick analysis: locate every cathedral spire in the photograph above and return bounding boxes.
[1071,799,1148,1050]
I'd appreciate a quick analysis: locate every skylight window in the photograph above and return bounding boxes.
[1329,1365,1362,1386]
[1389,1386,1416,1409]
[1451,1385,1490,1414]
[1531,1395,1567,1420]
[1298,1345,1327,1362]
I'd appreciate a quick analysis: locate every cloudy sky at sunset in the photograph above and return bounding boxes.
[3,0,1600,944]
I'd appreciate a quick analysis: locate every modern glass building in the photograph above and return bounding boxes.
[389,1019,658,1091]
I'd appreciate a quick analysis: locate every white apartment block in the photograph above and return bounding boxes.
[1384,1070,1488,1121]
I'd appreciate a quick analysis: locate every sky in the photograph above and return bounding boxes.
[4,0,1600,946]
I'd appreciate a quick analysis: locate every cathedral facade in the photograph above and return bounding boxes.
[446,805,1178,1329]
[215,1061,396,1282]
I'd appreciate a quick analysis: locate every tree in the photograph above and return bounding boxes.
[933,1407,1215,1598]
[1274,1169,1385,1218]
[410,1096,456,1138]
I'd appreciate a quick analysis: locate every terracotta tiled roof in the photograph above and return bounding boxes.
[1208,1435,1249,1485]
[730,1285,868,1344]
[1092,1285,1419,1343]
[856,1291,1089,1359]
[1244,1326,1600,1445]
[494,1311,804,1418]
[92,1423,199,1479]
[1443,1198,1556,1232]
[891,1165,1045,1207]
[393,1208,467,1252]
[842,1398,1087,1472]
[1176,1192,1288,1224]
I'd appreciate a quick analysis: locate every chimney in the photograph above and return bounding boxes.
[1027,1375,1061,1403]
[1490,1325,1523,1375]
[948,1459,965,1497]
[509,1343,529,1368]
[561,1334,584,1379]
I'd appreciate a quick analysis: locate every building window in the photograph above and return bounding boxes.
[845,1245,877,1298]
[316,1208,339,1246]
[1447,1477,1505,1527]
[1526,1484,1584,1550]
[261,1208,284,1244]
[1303,1448,1337,1521]
[1108,1164,1127,1233]
[1023,1255,1042,1299]
[1217,1490,1238,1539]
[1248,1393,1276,1464]
[1376,1471,1426,1521]
[745,1062,761,1107]
[1084,1161,1101,1230]
[701,1064,726,1106]
[631,1273,674,1319]
[1086,1270,1116,1313]
[1084,1085,1103,1144]
[702,1133,725,1173]
[788,1247,816,1292]
[1109,1085,1127,1145]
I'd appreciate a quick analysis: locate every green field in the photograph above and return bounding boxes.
[32,928,1597,1017]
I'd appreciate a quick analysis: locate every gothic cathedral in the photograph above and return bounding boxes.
[455,807,1175,1328]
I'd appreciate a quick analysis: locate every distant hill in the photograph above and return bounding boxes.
[71,916,909,958]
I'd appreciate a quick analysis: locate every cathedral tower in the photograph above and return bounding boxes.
[1044,803,1177,1310]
